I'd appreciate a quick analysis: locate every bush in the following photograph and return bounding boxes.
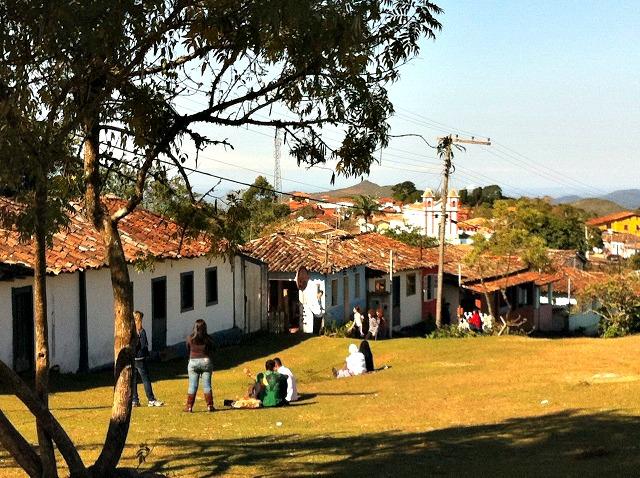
[599,321,629,338]
[428,324,480,339]
[322,320,351,338]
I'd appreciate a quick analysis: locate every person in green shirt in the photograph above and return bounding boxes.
[256,359,287,407]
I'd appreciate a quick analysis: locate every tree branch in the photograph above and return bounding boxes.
[0,360,86,477]
[0,411,43,478]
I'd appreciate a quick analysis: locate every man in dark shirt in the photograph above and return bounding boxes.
[133,311,164,407]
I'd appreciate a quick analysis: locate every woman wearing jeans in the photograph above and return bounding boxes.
[184,319,215,412]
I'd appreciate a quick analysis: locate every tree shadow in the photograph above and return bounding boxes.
[139,410,640,477]
[0,333,313,395]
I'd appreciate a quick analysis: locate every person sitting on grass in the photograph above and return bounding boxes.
[256,359,286,407]
[359,340,375,373]
[333,344,367,378]
[273,357,298,403]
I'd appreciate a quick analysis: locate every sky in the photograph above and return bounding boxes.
[177,1,640,199]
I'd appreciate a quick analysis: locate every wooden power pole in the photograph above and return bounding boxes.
[435,134,491,328]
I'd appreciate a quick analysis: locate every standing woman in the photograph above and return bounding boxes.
[185,319,216,412]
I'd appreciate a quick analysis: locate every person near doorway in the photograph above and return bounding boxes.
[185,319,216,412]
[273,357,298,403]
[333,344,367,378]
[469,308,483,333]
[311,289,325,334]
[347,306,365,337]
[375,309,387,339]
[366,309,379,340]
[132,311,164,407]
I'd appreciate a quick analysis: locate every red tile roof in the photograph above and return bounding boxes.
[242,232,439,274]
[586,211,638,226]
[463,270,559,293]
[0,197,211,275]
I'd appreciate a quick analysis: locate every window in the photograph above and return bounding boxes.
[406,273,416,296]
[205,267,218,306]
[517,286,532,307]
[354,273,361,298]
[374,279,386,293]
[331,279,338,306]
[624,224,629,231]
[423,275,437,301]
[180,271,194,312]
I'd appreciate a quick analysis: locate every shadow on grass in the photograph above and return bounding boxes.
[138,410,640,477]
[0,333,312,396]
[2,410,639,476]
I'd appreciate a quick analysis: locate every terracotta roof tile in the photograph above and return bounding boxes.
[0,197,211,275]
[242,232,440,274]
[586,211,639,226]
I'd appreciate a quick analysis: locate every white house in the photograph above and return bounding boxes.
[0,198,267,374]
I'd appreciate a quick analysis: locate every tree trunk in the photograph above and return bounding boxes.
[83,127,136,478]
[33,178,58,477]
[482,290,496,322]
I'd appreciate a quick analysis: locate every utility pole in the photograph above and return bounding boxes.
[435,134,491,328]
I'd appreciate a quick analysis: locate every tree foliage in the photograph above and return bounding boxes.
[351,194,379,224]
[581,275,640,337]
[485,198,593,252]
[383,226,438,248]
[238,176,290,240]
[391,181,422,203]
[459,184,504,207]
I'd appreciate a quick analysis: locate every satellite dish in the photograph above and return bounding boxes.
[296,266,310,291]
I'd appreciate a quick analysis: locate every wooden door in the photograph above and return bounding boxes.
[12,286,34,373]
[151,277,167,351]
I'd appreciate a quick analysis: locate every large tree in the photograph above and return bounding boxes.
[0,1,443,476]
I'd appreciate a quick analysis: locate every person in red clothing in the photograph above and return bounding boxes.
[469,308,483,332]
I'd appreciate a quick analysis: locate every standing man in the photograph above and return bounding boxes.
[273,357,298,403]
[133,311,164,407]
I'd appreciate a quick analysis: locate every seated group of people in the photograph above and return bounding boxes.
[226,357,298,409]
[347,306,386,340]
[332,340,375,378]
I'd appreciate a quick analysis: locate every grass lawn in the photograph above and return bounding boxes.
[2,334,640,477]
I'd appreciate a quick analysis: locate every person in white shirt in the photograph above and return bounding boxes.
[347,306,364,337]
[273,357,298,403]
[333,344,367,378]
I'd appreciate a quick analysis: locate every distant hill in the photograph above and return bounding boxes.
[570,198,626,216]
[601,189,640,210]
[552,195,582,205]
[310,180,395,199]
[553,189,640,210]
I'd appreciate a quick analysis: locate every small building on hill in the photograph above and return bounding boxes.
[587,211,640,238]
[0,197,266,374]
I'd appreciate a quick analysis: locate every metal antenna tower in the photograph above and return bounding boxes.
[273,127,282,197]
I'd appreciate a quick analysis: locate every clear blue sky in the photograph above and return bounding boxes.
[183,1,640,199]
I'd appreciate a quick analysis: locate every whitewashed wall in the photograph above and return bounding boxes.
[0,273,80,373]
[1,254,260,373]
[397,270,422,328]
